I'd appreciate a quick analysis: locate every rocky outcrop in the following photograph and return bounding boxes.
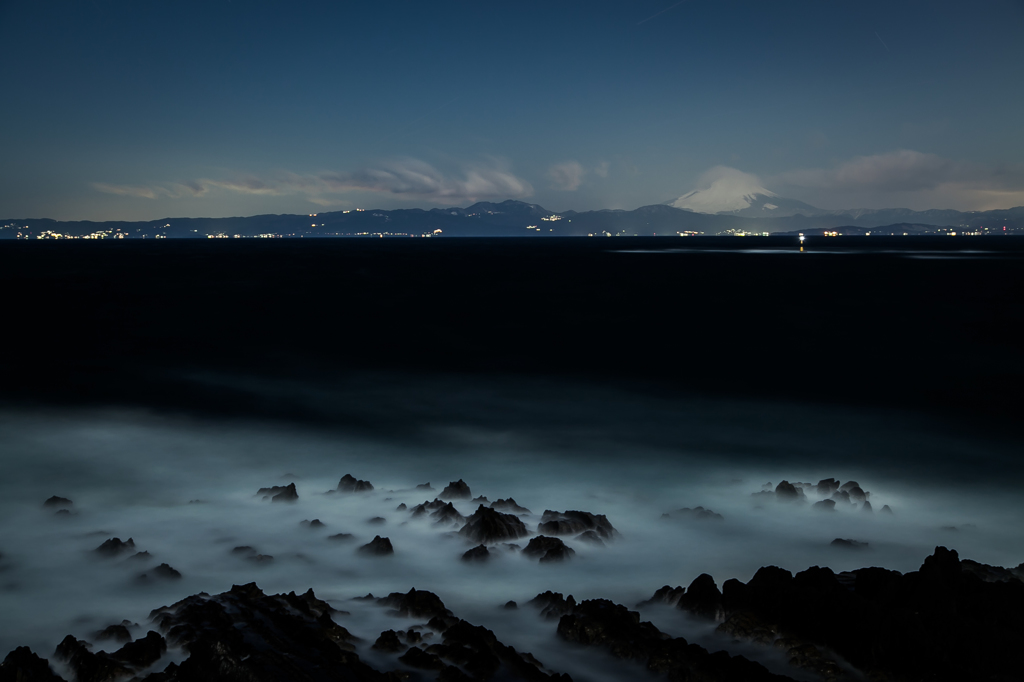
[490,498,531,514]
[458,506,528,544]
[830,538,868,550]
[461,545,490,562]
[661,506,724,521]
[335,474,374,493]
[439,480,472,500]
[637,585,685,608]
[357,536,393,556]
[0,647,65,681]
[522,536,574,562]
[536,510,616,539]
[93,537,135,558]
[42,496,73,509]
[138,564,182,581]
[527,592,576,620]
[377,588,454,621]
[557,599,790,681]
[257,482,298,502]
[430,502,466,526]
[410,499,447,517]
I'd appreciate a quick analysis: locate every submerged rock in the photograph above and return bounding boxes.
[93,538,135,558]
[523,536,574,562]
[43,496,73,509]
[458,505,528,544]
[537,510,616,539]
[439,479,472,500]
[334,474,374,493]
[461,545,490,562]
[528,591,577,620]
[256,483,298,502]
[301,519,326,528]
[661,506,724,521]
[138,564,182,581]
[830,538,869,550]
[357,536,393,556]
[813,499,836,512]
[490,498,532,514]
[677,573,723,620]
[430,502,466,526]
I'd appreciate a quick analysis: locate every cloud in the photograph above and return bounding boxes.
[90,159,533,205]
[594,161,610,178]
[548,161,585,191]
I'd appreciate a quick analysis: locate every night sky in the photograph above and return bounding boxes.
[1,0,1022,220]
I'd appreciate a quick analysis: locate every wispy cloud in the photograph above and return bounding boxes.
[594,161,610,178]
[91,159,533,205]
[548,161,585,191]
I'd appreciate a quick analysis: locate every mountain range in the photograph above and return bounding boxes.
[3,196,1022,240]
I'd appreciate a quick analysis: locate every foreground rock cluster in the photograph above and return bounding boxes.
[3,547,1023,682]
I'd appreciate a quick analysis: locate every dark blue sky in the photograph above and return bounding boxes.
[2,0,1022,220]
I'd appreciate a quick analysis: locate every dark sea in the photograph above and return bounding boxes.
[1,237,1022,678]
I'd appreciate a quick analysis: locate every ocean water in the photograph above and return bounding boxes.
[1,374,1021,677]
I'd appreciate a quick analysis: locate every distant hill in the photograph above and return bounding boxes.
[2,200,1022,239]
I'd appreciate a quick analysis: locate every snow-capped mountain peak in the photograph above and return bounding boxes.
[670,166,824,218]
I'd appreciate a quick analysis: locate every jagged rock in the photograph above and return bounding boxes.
[109,631,166,669]
[960,559,1024,583]
[415,483,433,491]
[398,646,445,671]
[54,635,133,682]
[830,538,869,550]
[458,506,528,544]
[490,498,532,514]
[638,585,685,608]
[439,480,472,500]
[557,599,785,680]
[661,506,724,521]
[816,478,839,496]
[125,551,153,563]
[395,503,407,511]
[377,588,455,621]
[425,619,571,681]
[357,536,393,556]
[410,499,447,517]
[138,564,182,581]
[256,483,298,502]
[431,502,466,526]
[371,630,406,653]
[523,536,574,562]
[367,517,386,525]
[43,496,73,509]
[574,530,605,545]
[813,499,836,512]
[94,622,133,643]
[148,583,387,681]
[328,533,354,542]
[461,545,490,562]
[301,519,326,528]
[0,646,66,681]
[471,496,489,504]
[678,573,723,620]
[528,591,577,620]
[504,601,518,610]
[93,538,135,558]
[334,474,374,493]
[774,481,802,501]
[537,510,616,539]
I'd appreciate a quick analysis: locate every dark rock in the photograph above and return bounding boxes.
[574,530,605,545]
[838,480,860,492]
[830,490,851,504]
[110,631,166,669]
[638,585,685,608]
[256,483,298,502]
[439,480,472,500]
[301,519,326,528]
[861,500,873,513]
[523,536,575,562]
[830,538,869,550]
[774,481,802,501]
[53,509,74,517]
[504,601,518,609]
[367,517,386,525]
[490,498,532,514]
[377,588,454,621]
[410,499,447,517]
[247,554,274,564]
[138,564,182,581]
[458,505,528,544]
[881,504,893,514]
[230,546,256,555]
[93,538,135,558]
[816,478,839,496]
[677,573,723,620]
[0,646,65,681]
[371,630,406,653]
[148,583,388,681]
[327,533,354,542]
[528,591,577,620]
[662,506,724,521]
[415,483,434,491]
[537,510,616,539]
[397,646,445,671]
[335,474,374,493]
[94,622,134,643]
[54,635,132,682]
[846,486,867,503]
[812,499,836,512]
[430,502,466,526]
[125,551,153,563]
[43,496,73,509]
[357,536,393,556]
[395,503,407,511]
[461,545,490,562]
[471,496,489,504]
